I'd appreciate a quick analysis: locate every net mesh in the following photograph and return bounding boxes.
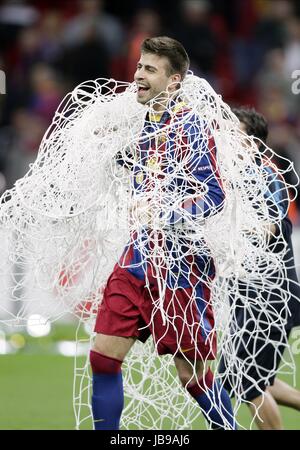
[0,75,299,430]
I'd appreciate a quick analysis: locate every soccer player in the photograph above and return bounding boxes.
[219,107,300,430]
[90,36,236,430]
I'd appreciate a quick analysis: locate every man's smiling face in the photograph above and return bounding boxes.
[134,52,180,110]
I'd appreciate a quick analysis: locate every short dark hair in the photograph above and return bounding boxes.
[141,36,190,80]
[232,107,268,150]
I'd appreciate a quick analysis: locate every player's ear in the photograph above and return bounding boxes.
[168,73,181,92]
[171,74,181,84]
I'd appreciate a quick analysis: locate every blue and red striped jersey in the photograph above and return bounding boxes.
[120,101,225,287]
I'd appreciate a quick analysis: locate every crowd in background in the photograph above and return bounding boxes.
[0,0,300,222]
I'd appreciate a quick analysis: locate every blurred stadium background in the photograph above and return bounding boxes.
[0,0,300,430]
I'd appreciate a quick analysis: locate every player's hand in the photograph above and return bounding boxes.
[130,198,165,229]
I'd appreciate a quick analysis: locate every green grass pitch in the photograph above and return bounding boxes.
[0,326,299,430]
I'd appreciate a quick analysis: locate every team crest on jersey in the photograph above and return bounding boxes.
[157,132,167,146]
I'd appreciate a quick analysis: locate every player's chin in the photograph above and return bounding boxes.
[136,95,149,105]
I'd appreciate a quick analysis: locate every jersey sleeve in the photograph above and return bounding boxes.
[166,116,225,225]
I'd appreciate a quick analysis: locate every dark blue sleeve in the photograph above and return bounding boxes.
[188,123,225,217]
[167,117,225,224]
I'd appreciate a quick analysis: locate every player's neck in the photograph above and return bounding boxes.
[151,98,168,113]
[150,91,180,114]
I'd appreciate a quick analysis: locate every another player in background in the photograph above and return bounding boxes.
[219,107,300,430]
[90,36,236,430]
